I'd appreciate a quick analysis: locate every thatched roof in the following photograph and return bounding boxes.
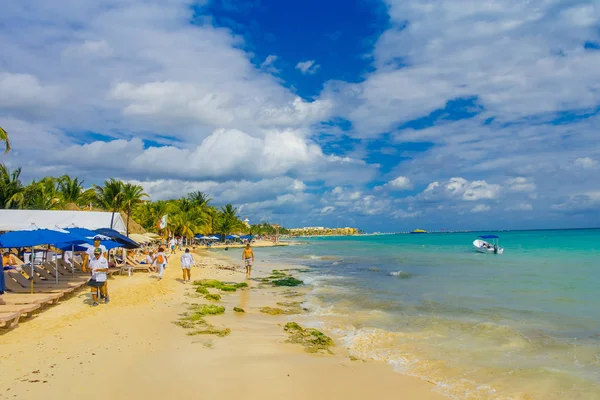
[120,211,146,234]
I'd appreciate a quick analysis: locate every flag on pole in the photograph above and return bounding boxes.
[158,214,168,230]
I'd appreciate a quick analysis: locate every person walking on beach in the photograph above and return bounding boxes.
[169,237,177,253]
[87,247,109,306]
[83,237,107,272]
[242,244,254,275]
[155,247,168,280]
[180,248,194,282]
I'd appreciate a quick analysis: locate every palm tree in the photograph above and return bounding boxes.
[18,177,63,210]
[0,127,10,154]
[121,183,148,236]
[218,204,242,239]
[94,178,124,229]
[58,175,95,208]
[188,191,211,209]
[0,164,23,208]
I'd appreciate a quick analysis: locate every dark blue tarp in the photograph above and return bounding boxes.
[95,228,140,249]
[479,235,499,239]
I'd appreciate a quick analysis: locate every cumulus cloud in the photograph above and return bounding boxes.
[387,176,412,190]
[296,60,320,75]
[421,177,501,202]
[574,157,597,169]
[507,177,536,192]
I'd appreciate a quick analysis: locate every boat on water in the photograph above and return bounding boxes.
[410,229,427,234]
[473,235,504,254]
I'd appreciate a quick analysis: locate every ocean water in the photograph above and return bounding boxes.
[253,230,600,400]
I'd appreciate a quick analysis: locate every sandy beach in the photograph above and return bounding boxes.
[0,250,446,400]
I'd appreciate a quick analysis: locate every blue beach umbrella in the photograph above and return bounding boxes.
[0,227,87,291]
[95,228,140,249]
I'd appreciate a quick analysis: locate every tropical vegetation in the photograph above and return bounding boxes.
[0,164,285,239]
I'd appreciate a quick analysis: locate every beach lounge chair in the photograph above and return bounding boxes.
[3,273,75,295]
[0,312,21,328]
[0,303,41,318]
[21,265,87,287]
[5,271,84,293]
[1,293,63,306]
[124,256,152,274]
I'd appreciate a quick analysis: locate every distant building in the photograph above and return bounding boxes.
[243,217,250,228]
[288,226,358,236]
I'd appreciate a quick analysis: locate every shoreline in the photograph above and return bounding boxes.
[0,248,446,400]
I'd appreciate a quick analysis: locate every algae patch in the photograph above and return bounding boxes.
[195,286,209,295]
[193,279,249,293]
[173,304,229,338]
[205,293,222,301]
[233,307,245,313]
[188,327,231,337]
[283,322,334,354]
[272,277,303,287]
[260,307,285,315]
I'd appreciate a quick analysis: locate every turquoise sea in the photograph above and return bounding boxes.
[253,230,600,399]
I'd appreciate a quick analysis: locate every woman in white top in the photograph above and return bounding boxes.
[180,248,194,282]
[145,251,157,272]
[155,247,168,280]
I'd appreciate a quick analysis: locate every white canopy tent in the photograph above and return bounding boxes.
[0,210,128,234]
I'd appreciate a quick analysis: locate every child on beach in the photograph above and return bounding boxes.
[155,248,168,280]
[242,244,254,275]
[180,248,194,282]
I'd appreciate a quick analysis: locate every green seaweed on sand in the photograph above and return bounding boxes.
[173,320,197,329]
[276,301,307,314]
[271,277,303,287]
[193,279,223,288]
[260,307,285,315]
[188,304,225,315]
[205,293,222,301]
[187,327,231,337]
[174,304,229,337]
[233,307,245,313]
[283,322,334,354]
[193,279,245,292]
[195,286,209,294]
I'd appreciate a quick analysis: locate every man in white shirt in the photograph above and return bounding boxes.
[180,248,194,282]
[169,238,177,253]
[88,247,109,306]
[83,237,108,272]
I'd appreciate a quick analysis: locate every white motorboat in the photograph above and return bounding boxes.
[473,235,504,254]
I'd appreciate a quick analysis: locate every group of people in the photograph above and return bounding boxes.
[73,237,256,306]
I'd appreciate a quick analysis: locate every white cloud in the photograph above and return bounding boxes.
[0,72,62,112]
[324,0,600,137]
[422,177,501,202]
[507,177,536,192]
[260,55,278,68]
[320,206,335,215]
[296,60,320,75]
[574,157,597,169]
[388,176,412,190]
[472,204,490,213]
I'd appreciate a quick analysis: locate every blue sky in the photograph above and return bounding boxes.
[1,0,600,232]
